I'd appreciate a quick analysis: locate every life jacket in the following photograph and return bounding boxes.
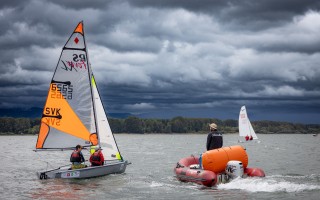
[91,152,101,162]
[70,151,81,162]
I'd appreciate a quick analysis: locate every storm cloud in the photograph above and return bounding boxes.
[0,0,320,123]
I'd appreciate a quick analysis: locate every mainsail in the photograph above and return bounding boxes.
[36,21,122,161]
[238,106,258,139]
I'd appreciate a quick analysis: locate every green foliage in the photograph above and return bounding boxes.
[0,117,40,135]
[27,125,40,135]
[0,117,319,135]
[109,118,125,133]
[170,117,188,133]
[124,116,144,133]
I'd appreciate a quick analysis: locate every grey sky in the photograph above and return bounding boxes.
[0,0,320,123]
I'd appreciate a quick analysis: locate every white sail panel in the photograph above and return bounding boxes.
[239,106,250,137]
[248,120,258,139]
[42,127,89,148]
[91,76,120,160]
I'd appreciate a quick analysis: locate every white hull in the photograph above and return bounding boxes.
[38,160,128,179]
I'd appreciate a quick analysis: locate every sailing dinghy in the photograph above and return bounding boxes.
[238,105,258,142]
[35,21,128,179]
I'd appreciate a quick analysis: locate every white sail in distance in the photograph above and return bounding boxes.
[239,106,258,139]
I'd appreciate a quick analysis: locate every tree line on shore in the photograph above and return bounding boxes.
[0,116,319,135]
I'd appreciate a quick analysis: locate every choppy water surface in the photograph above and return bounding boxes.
[1,134,319,199]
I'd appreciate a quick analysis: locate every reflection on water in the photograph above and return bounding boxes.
[30,174,130,199]
[31,182,88,200]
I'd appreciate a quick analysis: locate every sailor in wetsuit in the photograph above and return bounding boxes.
[206,123,223,150]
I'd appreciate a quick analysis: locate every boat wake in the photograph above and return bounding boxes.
[217,175,320,193]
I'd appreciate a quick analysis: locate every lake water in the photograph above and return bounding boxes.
[1,134,319,199]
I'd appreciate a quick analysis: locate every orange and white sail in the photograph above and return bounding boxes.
[36,22,122,161]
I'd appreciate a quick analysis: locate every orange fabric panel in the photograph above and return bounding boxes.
[41,83,91,141]
[36,122,50,148]
[74,22,83,34]
[202,145,248,173]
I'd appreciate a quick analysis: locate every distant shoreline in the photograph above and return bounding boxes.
[1,116,319,135]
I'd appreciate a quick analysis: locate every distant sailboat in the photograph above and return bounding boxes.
[35,21,129,179]
[238,106,258,142]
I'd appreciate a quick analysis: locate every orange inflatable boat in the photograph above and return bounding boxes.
[174,145,265,187]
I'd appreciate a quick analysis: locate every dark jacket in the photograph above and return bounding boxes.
[206,131,223,151]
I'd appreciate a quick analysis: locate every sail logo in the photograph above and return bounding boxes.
[61,54,87,71]
[241,114,246,118]
[42,107,62,126]
[74,37,79,44]
[61,171,80,178]
[43,107,62,118]
[73,54,86,62]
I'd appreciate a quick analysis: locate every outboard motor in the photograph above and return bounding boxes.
[225,160,244,178]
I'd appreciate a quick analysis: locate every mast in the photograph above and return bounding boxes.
[81,21,101,148]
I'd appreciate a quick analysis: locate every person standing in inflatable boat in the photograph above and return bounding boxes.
[199,123,223,169]
[206,123,223,150]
